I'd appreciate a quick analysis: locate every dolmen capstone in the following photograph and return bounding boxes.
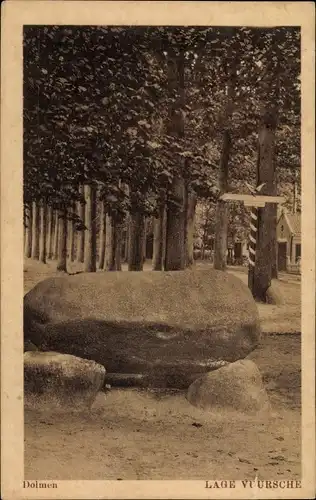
[24,351,106,412]
[24,269,261,389]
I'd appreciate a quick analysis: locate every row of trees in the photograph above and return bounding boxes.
[24,26,300,300]
[24,193,190,272]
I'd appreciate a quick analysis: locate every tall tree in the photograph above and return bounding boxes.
[164,53,186,271]
[56,209,68,272]
[152,191,166,271]
[105,214,123,271]
[98,199,107,269]
[46,205,53,259]
[248,110,278,299]
[128,212,145,271]
[246,29,300,296]
[213,131,232,270]
[77,186,85,263]
[124,214,131,263]
[39,202,47,263]
[53,210,59,260]
[84,184,97,273]
[142,217,148,263]
[31,201,40,260]
[105,215,115,271]
[186,191,197,267]
[68,206,76,262]
[214,52,236,270]
[114,217,123,272]
[24,204,32,258]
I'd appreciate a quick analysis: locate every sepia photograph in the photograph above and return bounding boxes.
[1,2,315,499]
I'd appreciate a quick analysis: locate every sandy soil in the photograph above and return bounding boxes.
[24,259,301,480]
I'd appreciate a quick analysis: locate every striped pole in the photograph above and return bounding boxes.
[247,183,265,268]
[248,207,258,267]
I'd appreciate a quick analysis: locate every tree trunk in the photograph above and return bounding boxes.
[68,209,75,262]
[84,184,97,273]
[39,202,47,263]
[214,60,236,271]
[53,210,59,260]
[152,194,166,271]
[105,215,115,271]
[128,212,145,271]
[114,217,123,271]
[293,170,298,213]
[31,201,40,260]
[77,185,85,263]
[271,207,278,279]
[164,178,186,271]
[98,200,106,269]
[56,209,68,272]
[183,182,189,267]
[142,217,147,263]
[248,109,277,301]
[104,215,122,271]
[186,191,197,267]
[46,206,53,259]
[124,214,130,263]
[214,130,231,270]
[164,52,186,271]
[201,204,210,260]
[24,204,32,258]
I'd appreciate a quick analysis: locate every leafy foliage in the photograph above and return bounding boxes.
[24,26,300,221]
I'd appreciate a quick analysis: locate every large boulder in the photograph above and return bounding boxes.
[24,351,106,411]
[24,270,261,388]
[187,360,270,414]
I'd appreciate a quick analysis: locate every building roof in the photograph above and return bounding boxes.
[284,212,301,236]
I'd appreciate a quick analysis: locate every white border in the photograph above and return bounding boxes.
[1,2,315,499]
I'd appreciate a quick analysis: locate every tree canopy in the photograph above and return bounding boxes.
[24,25,301,216]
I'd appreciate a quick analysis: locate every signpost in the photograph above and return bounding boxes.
[220,193,285,208]
[219,184,285,295]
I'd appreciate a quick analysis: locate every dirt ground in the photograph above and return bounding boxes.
[24,259,301,480]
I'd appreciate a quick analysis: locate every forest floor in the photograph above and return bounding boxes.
[24,258,301,480]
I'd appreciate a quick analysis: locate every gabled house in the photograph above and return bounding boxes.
[277,211,301,272]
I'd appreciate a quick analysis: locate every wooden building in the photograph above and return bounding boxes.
[277,211,301,272]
